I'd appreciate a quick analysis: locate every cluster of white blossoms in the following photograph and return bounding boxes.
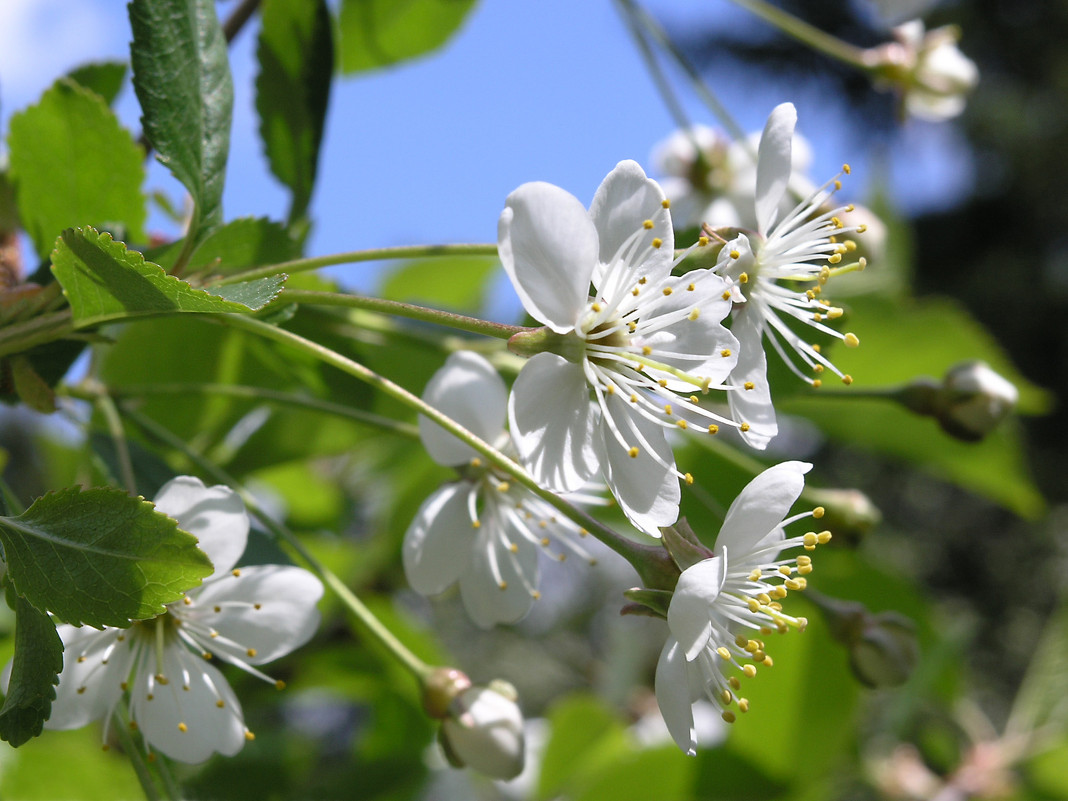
[6,476,324,764]
[401,103,871,762]
[655,461,830,753]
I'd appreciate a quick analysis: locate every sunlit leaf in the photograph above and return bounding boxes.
[338,0,478,73]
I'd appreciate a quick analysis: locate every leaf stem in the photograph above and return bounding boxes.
[728,0,867,69]
[216,243,500,286]
[93,386,139,495]
[218,314,676,589]
[0,310,75,359]
[116,403,434,683]
[67,381,419,439]
[280,289,528,340]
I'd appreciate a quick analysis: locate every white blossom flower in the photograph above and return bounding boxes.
[712,103,865,448]
[404,351,595,628]
[862,20,979,121]
[499,160,740,533]
[16,476,324,764]
[654,461,831,754]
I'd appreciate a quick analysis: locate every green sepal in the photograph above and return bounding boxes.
[660,518,713,572]
[621,587,672,619]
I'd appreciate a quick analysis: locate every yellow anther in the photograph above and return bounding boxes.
[798,564,814,575]
[812,343,822,353]
[156,674,169,685]
[643,219,654,230]
[639,276,647,284]
[698,236,709,246]
[748,568,762,581]
[497,481,510,492]
[77,686,86,695]
[662,286,673,296]
[606,384,616,396]
[642,345,652,355]
[687,282,696,291]
[628,446,639,458]
[661,199,671,209]
[744,640,759,653]
[499,580,508,590]
[721,689,733,705]
[720,349,732,358]
[579,527,589,536]
[742,664,758,678]
[183,596,192,605]
[858,224,868,233]
[470,457,482,468]
[802,532,819,547]
[532,590,542,600]
[632,286,640,296]
[785,578,802,591]
[540,536,550,545]
[744,381,754,390]
[178,722,188,733]
[630,393,638,403]
[751,650,766,662]
[738,698,750,713]
[722,290,732,300]
[818,266,830,283]
[729,249,740,259]
[814,364,824,374]
[747,598,761,612]
[846,239,857,251]
[740,422,751,432]
[763,655,774,667]
[664,404,673,415]
[812,507,825,519]
[739,272,748,284]
[276,679,286,690]
[708,424,719,434]
[627,321,637,332]
[689,395,699,404]
[842,163,851,174]
[771,586,788,600]
[842,374,854,385]
[509,543,519,553]
[658,379,668,387]
[652,237,663,249]
[735,634,749,647]
[812,379,822,388]
[817,531,833,544]
[797,555,812,566]
[834,179,842,190]
[722,711,737,724]
[716,647,732,661]
[688,308,700,321]
[246,648,257,658]
[216,699,225,708]
[844,332,859,347]
[684,472,693,484]
[245,731,256,741]
[813,313,823,322]
[232,569,241,577]
[591,302,602,312]
[471,520,481,529]
[757,593,772,605]
[831,216,843,229]
[828,253,842,264]
[677,420,688,430]
[728,677,741,690]
[778,565,792,576]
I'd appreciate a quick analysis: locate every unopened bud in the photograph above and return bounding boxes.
[936,361,1018,442]
[439,682,526,780]
[808,591,918,688]
[422,667,472,720]
[803,488,882,545]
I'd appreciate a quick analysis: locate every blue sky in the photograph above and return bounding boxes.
[0,0,974,294]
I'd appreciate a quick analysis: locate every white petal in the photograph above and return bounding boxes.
[589,160,673,286]
[499,182,597,332]
[598,397,679,535]
[154,476,249,579]
[716,461,811,561]
[754,103,797,234]
[727,303,778,449]
[131,645,246,764]
[459,517,539,629]
[419,351,508,467]
[403,482,479,596]
[509,353,598,492]
[186,564,323,665]
[654,637,697,756]
[38,625,133,730]
[668,556,727,660]
[443,686,526,779]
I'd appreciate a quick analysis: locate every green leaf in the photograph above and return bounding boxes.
[257,0,334,223]
[66,61,128,107]
[0,596,63,747]
[0,486,214,627]
[782,295,1048,518]
[6,79,146,258]
[129,0,233,239]
[51,227,285,327]
[338,0,478,74]
[380,255,499,311]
